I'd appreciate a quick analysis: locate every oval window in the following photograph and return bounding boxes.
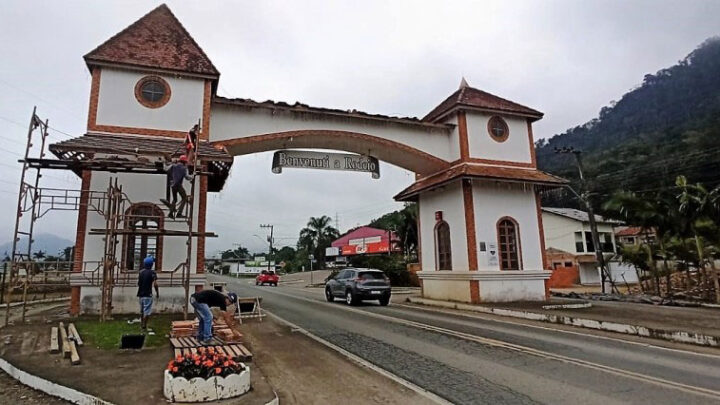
[487,116,509,142]
[134,76,171,108]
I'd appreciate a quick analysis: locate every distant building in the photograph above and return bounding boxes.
[325,226,400,266]
[542,208,622,285]
[615,226,656,246]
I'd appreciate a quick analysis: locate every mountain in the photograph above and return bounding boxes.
[536,37,720,207]
[0,233,75,259]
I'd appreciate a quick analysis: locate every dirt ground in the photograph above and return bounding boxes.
[241,317,435,405]
[0,301,435,405]
[0,309,276,404]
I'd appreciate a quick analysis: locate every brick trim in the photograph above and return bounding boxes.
[134,75,171,109]
[487,116,510,143]
[201,80,211,141]
[469,280,480,304]
[214,130,451,175]
[196,174,208,274]
[458,111,470,161]
[535,190,549,270]
[89,124,188,139]
[496,216,523,270]
[120,202,164,271]
[70,170,91,316]
[416,200,422,269]
[527,119,537,168]
[73,170,92,272]
[462,179,478,271]
[449,158,534,168]
[87,69,101,131]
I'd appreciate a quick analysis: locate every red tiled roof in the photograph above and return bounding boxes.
[423,83,543,123]
[331,226,398,248]
[84,4,219,77]
[394,163,567,201]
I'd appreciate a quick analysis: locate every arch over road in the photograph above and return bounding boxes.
[213,129,451,175]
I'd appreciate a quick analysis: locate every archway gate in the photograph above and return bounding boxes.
[19,4,567,315]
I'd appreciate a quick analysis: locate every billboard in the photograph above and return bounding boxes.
[340,236,392,256]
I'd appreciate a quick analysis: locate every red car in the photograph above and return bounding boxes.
[256,270,279,286]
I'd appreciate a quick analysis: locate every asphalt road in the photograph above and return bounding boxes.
[210,274,720,405]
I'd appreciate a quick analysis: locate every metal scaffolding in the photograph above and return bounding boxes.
[3,108,215,324]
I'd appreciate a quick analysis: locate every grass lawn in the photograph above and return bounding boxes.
[74,313,183,350]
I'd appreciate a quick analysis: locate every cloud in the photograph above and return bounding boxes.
[1,0,718,253]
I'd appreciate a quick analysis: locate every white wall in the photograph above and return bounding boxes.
[210,104,453,163]
[419,182,468,271]
[542,212,617,255]
[96,68,205,131]
[466,112,532,163]
[84,170,202,273]
[473,181,543,270]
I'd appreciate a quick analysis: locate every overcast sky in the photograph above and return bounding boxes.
[1,0,718,256]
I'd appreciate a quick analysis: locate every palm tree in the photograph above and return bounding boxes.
[298,216,340,266]
[677,176,720,303]
[604,192,663,295]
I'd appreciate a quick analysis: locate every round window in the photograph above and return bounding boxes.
[487,116,509,142]
[134,76,171,108]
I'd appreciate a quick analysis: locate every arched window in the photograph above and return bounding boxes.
[497,217,521,270]
[123,203,164,271]
[435,221,452,271]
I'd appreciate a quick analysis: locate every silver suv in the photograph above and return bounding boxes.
[325,268,391,306]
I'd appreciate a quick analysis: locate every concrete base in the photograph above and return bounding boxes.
[418,270,551,303]
[78,285,202,315]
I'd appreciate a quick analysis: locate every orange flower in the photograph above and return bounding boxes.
[207,347,215,354]
[215,367,222,374]
[171,366,178,373]
[194,360,200,366]
[223,361,229,367]
[175,355,183,362]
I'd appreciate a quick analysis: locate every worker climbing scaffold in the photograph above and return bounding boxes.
[4,108,232,323]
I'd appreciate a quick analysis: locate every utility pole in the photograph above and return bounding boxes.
[260,224,274,272]
[554,147,616,294]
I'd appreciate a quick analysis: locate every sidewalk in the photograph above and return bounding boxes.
[408,296,720,347]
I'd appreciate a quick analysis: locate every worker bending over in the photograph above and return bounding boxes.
[190,289,238,344]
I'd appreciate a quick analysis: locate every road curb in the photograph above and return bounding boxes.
[408,297,720,347]
[0,357,114,405]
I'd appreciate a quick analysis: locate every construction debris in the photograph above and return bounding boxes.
[170,318,242,343]
[53,322,81,365]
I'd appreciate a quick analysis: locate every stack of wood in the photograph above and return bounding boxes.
[50,322,82,365]
[170,318,242,343]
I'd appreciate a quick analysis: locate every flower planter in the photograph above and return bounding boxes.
[163,365,250,402]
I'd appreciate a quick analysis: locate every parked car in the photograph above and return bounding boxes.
[256,270,279,286]
[325,268,391,306]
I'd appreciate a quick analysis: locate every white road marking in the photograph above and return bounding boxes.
[392,303,720,360]
[241,282,720,401]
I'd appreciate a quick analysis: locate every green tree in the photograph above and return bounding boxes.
[221,245,250,260]
[297,216,340,267]
[677,176,720,302]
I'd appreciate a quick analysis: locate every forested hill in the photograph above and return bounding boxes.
[536,36,720,207]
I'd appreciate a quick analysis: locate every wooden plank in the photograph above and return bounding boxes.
[217,346,231,356]
[174,348,182,358]
[179,338,193,347]
[68,323,83,346]
[189,347,197,355]
[169,338,182,348]
[228,345,242,358]
[69,340,81,365]
[49,327,59,354]
[58,322,71,359]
